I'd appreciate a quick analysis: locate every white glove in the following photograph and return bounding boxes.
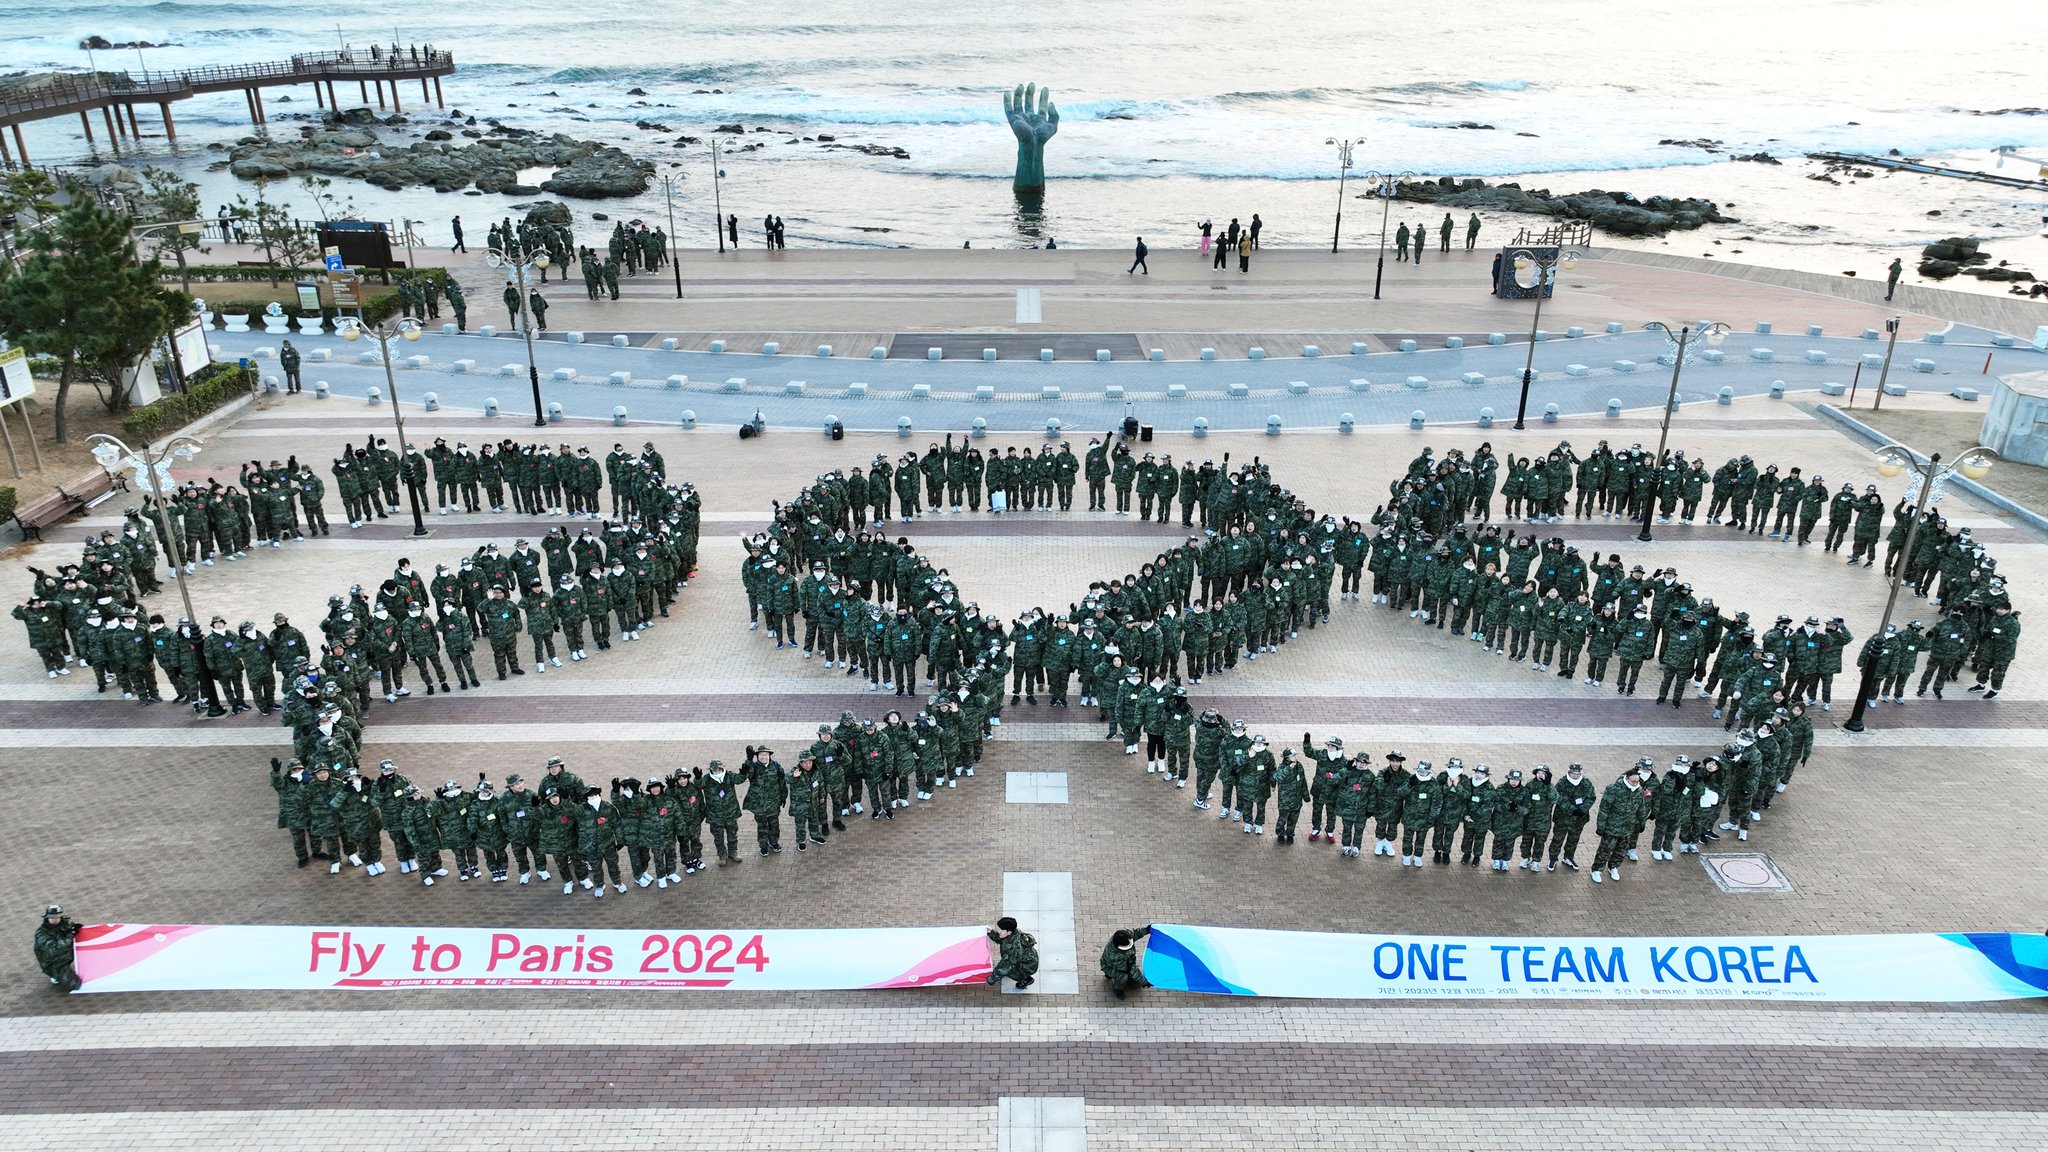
[1699,788,1720,808]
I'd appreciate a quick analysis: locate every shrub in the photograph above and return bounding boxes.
[120,362,255,442]
[0,486,15,524]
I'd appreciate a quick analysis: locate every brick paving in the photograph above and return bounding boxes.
[4,364,2048,1144]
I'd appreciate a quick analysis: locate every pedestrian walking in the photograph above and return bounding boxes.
[279,340,301,393]
[1395,222,1410,261]
[451,216,466,253]
[1490,251,1503,293]
[1225,217,1241,249]
[1886,257,1903,301]
[1466,212,1481,250]
[1128,236,1149,275]
[1212,232,1229,271]
[726,214,739,247]
[1412,222,1425,266]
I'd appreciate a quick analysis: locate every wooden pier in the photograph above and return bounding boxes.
[1807,151,2048,192]
[0,48,455,169]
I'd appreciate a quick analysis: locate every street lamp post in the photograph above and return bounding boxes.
[1637,320,1731,541]
[341,315,431,536]
[711,138,726,254]
[1365,170,1414,300]
[1840,442,1998,732]
[1508,247,1582,430]
[1325,137,1364,254]
[87,432,226,718]
[1869,316,1901,411]
[659,173,685,299]
[484,241,552,427]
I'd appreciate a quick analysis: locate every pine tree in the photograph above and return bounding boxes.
[0,189,188,441]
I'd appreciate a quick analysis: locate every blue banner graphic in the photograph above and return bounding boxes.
[1143,924,2048,1002]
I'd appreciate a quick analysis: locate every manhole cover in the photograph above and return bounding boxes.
[1700,852,1792,893]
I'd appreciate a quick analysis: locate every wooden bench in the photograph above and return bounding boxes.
[9,467,127,542]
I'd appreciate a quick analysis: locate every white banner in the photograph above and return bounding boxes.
[1142,924,2048,1003]
[74,923,994,993]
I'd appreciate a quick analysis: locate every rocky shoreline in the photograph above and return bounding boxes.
[1381,176,1733,238]
[217,112,655,198]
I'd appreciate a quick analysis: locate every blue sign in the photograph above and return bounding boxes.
[323,253,345,273]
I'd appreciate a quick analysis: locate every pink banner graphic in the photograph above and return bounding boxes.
[73,923,994,993]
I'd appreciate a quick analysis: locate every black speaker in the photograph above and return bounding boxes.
[1122,416,1140,439]
[738,424,757,440]
[1139,424,1153,442]
[830,422,844,441]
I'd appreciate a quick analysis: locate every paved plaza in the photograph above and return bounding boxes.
[3,249,2047,1148]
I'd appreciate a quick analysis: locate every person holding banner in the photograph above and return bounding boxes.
[33,905,81,993]
[1590,763,1646,883]
[1099,925,1153,999]
[985,917,1038,990]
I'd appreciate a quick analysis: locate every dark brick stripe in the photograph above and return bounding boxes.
[0,1042,2040,1113]
[0,690,2025,733]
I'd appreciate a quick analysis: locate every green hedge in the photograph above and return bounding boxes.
[172,265,452,284]
[0,486,15,525]
[121,362,255,443]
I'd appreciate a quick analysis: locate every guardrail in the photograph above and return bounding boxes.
[0,49,453,125]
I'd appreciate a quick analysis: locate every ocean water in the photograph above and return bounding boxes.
[5,0,2048,290]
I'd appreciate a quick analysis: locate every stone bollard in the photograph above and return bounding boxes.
[1398,339,1417,353]
[612,405,628,426]
[314,381,330,399]
[1819,382,1846,396]
[1568,326,1585,339]
[872,347,887,360]
[680,410,696,429]
[1542,402,1560,422]
[1444,336,1464,349]
[1534,330,1549,342]
[662,338,680,351]
[261,375,279,393]
[1166,383,1187,399]
[1409,410,1426,431]
[983,348,998,362]
[547,402,564,422]
[975,385,995,401]
[911,383,932,399]
[1565,364,1591,377]
[1755,321,1772,334]
[1193,416,1209,438]
[1406,376,1430,389]
[1266,415,1282,436]
[1096,349,1112,363]
[366,386,382,406]
[1040,349,1054,363]
[1288,380,1309,395]
[552,367,577,382]
[1478,406,1494,428]
[927,347,942,361]
[1303,345,1320,358]
[423,392,440,412]
[1863,329,1880,341]
[1105,385,1125,401]
[762,341,779,355]
[1805,349,1828,364]
[483,397,498,417]
[452,359,476,374]
[1605,322,1624,334]
[1351,342,1368,355]
[1807,325,1823,337]
[816,345,832,357]
[1751,348,1773,362]
[1487,333,1506,345]
[1042,385,1061,400]
[786,381,807,396]
[610,371,633,387]
[566,332,585,345]
[1460,372,1485,386]
[441,323,458,336]
[1045,417,1062,439]
[1923,332,1945,344]
[1769,381,1786,398]
[480,325,497,338]
[1226,382,1249,399]
[1606,398,1622,418]
[611,335,629,348]
[307,348,331,362]
[1339,412,1354,434]
[666,374,687,389]
[1149,349,1165,362]
[971,417,988,438]
[709,340,727,353]
[1911,358,1936,373]
[897,416,913,437]
[723,377,746,392]
[1717,386,1735,405]
[847,383,869,397]
[1248,347,1266,360]
[1349,378,1371,392]
[1701,349,1725,364]
[501,364,523,377]
[1200,348,1217,361]
[1613,360,1637,373]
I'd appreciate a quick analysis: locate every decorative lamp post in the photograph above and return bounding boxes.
[660,172,685,299]
[1841,442,1998,732]
[1325,137,1364,254]
[1636,320,1731,541]
[341,315,431,537]
[1365,169,1415,300]
[87,432,225,718]
[1508,247,1581,430]
[483,241,551,427]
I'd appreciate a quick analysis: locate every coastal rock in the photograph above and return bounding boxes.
[1659,138,1725,153]
[634,120,674,132]
[424,129,453,141]
[821,142,911,160]
[627,87,648,96]
[526,201,573,225]
[1447,121,1494,130]
[1380,176,1732,238]
[1918,259,1960,279]
[331,107,378,126]
[225,127,654,198]
[715,123,745,134]
[1733,152,1781,164]
[79,36,171,49]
